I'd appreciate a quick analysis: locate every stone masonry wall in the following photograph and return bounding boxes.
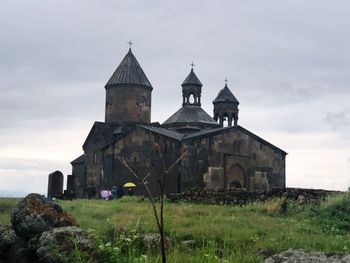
[168,187,338,205]
[104,127,182,196]
[180,127,286,192]
[105,86,152,123]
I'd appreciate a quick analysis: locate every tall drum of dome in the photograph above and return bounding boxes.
[213,81,239,127]
[104,48,153,123]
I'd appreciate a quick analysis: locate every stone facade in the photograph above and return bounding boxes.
[66,48,287,198]
[102,127,181,196]
[181,127,285,192]
[105,86,152,123]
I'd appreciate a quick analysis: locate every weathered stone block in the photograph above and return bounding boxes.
[11,194,77,240]
[204,167,224,189]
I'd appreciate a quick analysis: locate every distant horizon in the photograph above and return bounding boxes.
[0,185,345,199]
[0,190,45,198]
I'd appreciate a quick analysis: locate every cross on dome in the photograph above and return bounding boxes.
[127,39,134,49]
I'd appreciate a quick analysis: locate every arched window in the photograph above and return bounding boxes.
[189,94,195,104]
[222,113,229,127]
[223,118,228,127]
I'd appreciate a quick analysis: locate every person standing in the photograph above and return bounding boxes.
[111,186,117,199]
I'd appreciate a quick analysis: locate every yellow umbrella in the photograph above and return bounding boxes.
[123,182,136,188]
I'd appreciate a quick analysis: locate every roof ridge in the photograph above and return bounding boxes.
[137,124,185,141]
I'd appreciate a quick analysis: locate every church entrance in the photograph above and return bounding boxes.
[227,164,245,189]
[229,180,242,189]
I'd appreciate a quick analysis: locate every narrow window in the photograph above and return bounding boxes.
[94,152,97,164]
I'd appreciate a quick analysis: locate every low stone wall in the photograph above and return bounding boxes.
[167,188,340,205]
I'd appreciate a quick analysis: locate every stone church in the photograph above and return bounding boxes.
[68,48,286,197]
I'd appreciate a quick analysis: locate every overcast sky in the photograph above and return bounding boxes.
[1,0,349,196]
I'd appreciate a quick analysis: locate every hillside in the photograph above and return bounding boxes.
[0,193,349,262]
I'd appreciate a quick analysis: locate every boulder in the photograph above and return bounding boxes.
[0,223,16,258]
[180,240,197,249]
[297,194,306,205]
[141,233,171,251]
[5,238,37,263]
[267,198,288,215]
[264,248,350,263]
[11,193,77,240]
[34,226,94,263]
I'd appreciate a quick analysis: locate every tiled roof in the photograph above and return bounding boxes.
[138,125,184,141]
[213,84,239,104]
[105,49,152,89]
[162,105,218,126]
[181,68,202,86]
[182,125,287,154]
[82,121,117,149]
[81,122,286,155]
[71,154,85,164]
[183,126,230,140]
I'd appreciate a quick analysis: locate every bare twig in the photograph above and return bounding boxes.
[118,147,188,263]
[165,150,188,174]
[118,157,162,231]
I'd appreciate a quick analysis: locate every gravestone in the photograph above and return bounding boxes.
[47,171,63,199]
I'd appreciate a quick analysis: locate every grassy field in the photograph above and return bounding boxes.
[0,193,349,262]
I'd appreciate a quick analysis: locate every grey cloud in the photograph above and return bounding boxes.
[324,109,350,131]
[1,0,350,192]
[0,82,104,131]
[0,157,61,172]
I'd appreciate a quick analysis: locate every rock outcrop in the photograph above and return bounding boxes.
[35,226,93,263]
[264,248,350,263]
[1,193,93,263]
[11,193,76,240]
[141,233,171,251]
[0,224,16,258]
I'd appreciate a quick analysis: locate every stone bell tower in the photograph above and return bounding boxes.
[181,64,202,106]
[104,47,153,123]
[213,81,239,127]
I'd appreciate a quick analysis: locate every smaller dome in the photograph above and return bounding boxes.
[162,105,218,127]
[213,84,239,104]
[181,68,202,86]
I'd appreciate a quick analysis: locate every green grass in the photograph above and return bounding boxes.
[0,198,19,224]
[316,191,350,234]
[0,194,349,262]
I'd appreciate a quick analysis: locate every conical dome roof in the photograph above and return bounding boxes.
[213,84,239,104]
[163,105,218,126]
[105,49,152,89]
[181,68,202,86]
